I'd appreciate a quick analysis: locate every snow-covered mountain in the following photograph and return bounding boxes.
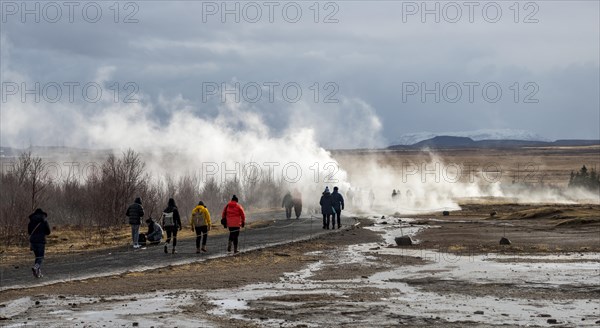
[392,129,550,146]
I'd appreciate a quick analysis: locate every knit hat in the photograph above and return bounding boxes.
[232,195,238,202]
[198,201,205,206]
[333,186,339,191]
[324,187,330,193]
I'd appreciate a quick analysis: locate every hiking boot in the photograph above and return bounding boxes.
[172,248,177,254]
[133,244,141,249]
[196,248,201,254]
[37,268,42,278]
[164,244,168,254]
[32,266,37,278]
[201,247,207,253]
[233,245,239,254]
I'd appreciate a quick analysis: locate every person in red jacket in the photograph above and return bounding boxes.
[221,194,246,254]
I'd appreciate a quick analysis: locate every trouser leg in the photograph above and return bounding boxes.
[200,226,208,246]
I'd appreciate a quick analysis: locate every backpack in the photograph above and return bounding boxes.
[162,212,174,227]
[192,209,207,227]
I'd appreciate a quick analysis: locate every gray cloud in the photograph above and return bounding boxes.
[1,0,598,149]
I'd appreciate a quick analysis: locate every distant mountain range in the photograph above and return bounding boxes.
[388,136,600,150]
[392,129,550,145]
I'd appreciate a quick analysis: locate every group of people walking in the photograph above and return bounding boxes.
[319,186,345,229]
[27,187,348,279]
[281,189,303,219]
[125,195,246,254]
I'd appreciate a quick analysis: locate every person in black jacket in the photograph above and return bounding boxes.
[126,197,145,249]
[282,191,293,219]
[28,208,51,278]
[162,198,182,254]
[319,187,334,229]
[331,186,345,229]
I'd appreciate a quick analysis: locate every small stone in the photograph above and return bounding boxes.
[474,311,484,315]
[395,236,413,246]
[499,237,511,245]
[442,211,450,216]
[133,323,139,327]
[35,301,40,305]
[537,314,551,318]
[547,319,558,324]
[381,221,388,225]
[490,211,497,217]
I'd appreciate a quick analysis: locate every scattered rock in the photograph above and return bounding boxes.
[274,253,290,257]
[133,323,139,327]
[537,314,551,318]
[381,216,385,220]
[474,311,484,315]
[499,237,511,245]
[369,247,380,250]
[35,301,40,305]
[381,221,388,225]
[58,295,66,299]
[361,276,368,279]
[490,211,497,217]
[395,236,413,246]
[442,211,450,216]
[547,319,558,324]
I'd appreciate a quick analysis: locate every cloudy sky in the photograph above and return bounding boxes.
[1,1,598,149]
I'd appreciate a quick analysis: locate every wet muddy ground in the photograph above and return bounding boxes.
[1,205,599,327]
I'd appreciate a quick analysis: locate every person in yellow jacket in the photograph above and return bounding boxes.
[190,201,211,253]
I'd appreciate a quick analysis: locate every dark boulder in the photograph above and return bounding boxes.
[499,237,511,245]
[395,235,413,246]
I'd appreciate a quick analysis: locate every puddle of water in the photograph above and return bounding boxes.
[202,218,600,327]
[1,291,215,328]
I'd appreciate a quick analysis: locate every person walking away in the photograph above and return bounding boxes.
[28,208,51,278]
[369,189,375,208]
[292,188,302,219]
[331,186,345,229]
[221,195,246,254]
[126,197,145,249]
[319,187,334,229]
[282,191,293,219]
[145,218,163,244]
[190,201,211,253]
[162,198,182,254]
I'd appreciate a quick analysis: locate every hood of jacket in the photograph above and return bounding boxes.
[29,213,46,225]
